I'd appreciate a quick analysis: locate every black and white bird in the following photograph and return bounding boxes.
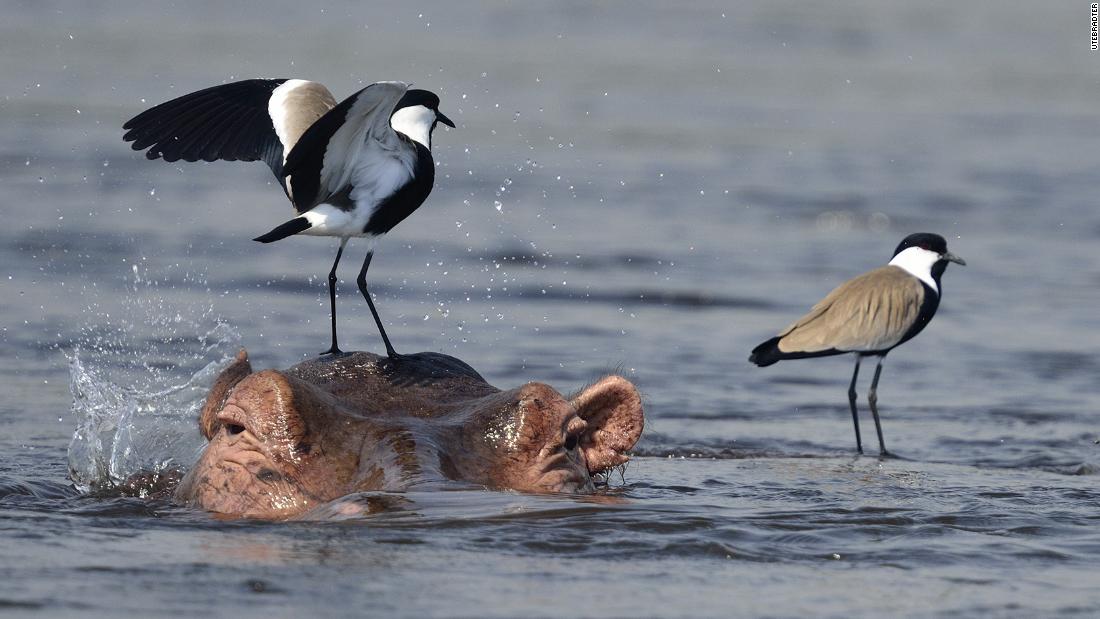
[749,233,965,455]
[122,78,455,358]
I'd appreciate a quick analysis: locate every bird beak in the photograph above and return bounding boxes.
[436,111,456,128]
[942,252,966,266]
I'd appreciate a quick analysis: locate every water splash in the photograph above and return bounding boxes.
[67,322,241,492]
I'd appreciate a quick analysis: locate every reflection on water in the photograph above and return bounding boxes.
[2,0,1100,617]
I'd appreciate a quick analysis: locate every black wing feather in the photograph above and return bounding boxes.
[164,104,247,163]
[190,106,253,162]
[128,91,248,162]
[129,91,234,154]
[239,108,284,174]
[122,79,289,178]
[209,109,258,162]
[215,106,272,164]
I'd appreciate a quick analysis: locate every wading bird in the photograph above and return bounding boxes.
[749,233,965,455]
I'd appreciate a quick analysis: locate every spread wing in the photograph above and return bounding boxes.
[122,78,336,186]
[777,265,926,354]
[281,81,411,212]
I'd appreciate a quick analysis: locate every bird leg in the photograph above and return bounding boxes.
[848,357,863,454]
[867,357,890,456]
[320,239,347,356]
[357,251,399,358]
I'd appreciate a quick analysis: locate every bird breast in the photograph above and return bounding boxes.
[349,139,417,209]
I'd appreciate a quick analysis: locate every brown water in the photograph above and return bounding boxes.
[2,1,1100,617]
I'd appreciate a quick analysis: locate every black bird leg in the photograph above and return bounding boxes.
[357,251,398,358]
[867,357,890,456]
[320,239,347,356]
[848,357,863,454]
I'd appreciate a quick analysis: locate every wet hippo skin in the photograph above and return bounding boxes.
[175,350,645,519]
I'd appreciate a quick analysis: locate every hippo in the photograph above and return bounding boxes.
[174,350,645,519]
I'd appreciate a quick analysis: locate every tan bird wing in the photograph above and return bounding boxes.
[267,80,338,164]
[776,265,926,354]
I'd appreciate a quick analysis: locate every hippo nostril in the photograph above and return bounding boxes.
[256,468,282,483]
[564,434,578,451]
[226,423,246,436]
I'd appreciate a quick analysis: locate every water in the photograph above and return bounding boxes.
[3,1,1100,616]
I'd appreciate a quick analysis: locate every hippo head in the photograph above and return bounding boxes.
[451,377,644,494]
[175,350,644,519]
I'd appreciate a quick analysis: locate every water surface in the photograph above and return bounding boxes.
[2,1,1099,617]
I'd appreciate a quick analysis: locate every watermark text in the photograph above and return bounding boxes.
[1092,3,1098,50]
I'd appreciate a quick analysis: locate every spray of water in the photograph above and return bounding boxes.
[66,266,242,492]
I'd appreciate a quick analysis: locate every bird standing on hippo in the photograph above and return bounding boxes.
[174,350,645,520]
[123,79,455,357]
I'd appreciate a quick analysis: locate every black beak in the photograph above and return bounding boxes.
[436,110,456,128]
[942,251,966,266]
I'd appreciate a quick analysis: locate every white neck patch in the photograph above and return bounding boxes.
[390,105,435,149]
[888,246,941,294]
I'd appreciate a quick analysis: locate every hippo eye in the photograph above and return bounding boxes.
[564,434,578,451]
[225,423,246,436]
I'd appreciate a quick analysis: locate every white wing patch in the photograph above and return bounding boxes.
[268,79,337,163]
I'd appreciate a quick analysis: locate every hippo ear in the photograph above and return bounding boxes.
[570,376,644,473]
[200,349,252,439]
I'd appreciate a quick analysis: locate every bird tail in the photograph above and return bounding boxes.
[748,336,783,367]
[254,217,311,243]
